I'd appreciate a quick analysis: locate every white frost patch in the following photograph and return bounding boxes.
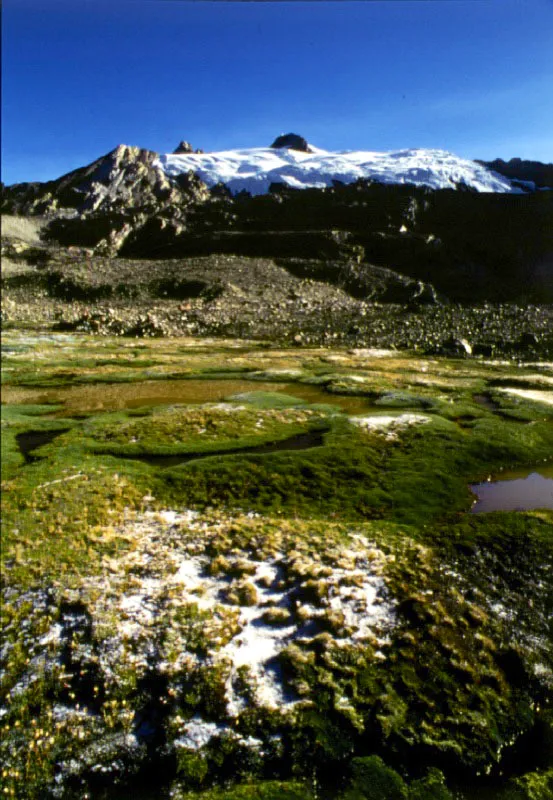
[348,348,397,358]
[39,510,396,732]
[207,403,247,412]
[174,715,265,751]
[149,508,200,527]
[295,552,393,646]
[350,413,430,438]
[155,509,194,525]
[251,368,305,378]
[490,601,510,620]
[533,663,553,682]
[119,593,156,629]
[499,388,553,406]
[221,559,296,714]
[171,545,395,715]
[40,622,63,646]
[175,717,228,750]
[330,577,387,640]
[171,554,297,714]
[173,556,223,610]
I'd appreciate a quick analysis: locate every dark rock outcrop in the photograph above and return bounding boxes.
[270,133,312,153]
[476,157,553,189]
[173,141,194,154]
[173,141,203,155]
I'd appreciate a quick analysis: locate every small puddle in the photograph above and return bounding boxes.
[113,429,327,469]
[470,465,553,512]
[16,429,70,464]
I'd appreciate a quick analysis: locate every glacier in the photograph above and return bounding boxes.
[155,145,521,196]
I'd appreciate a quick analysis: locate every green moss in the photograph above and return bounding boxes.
[84,404,328,458]
[224,580,259,607]
[224,391,308,408]
[342,756,408,800]
[502,769,553,800]
[262,607,293,626]
[1,403,76,475]
[375,392,436,410]
[177,750,210,786]
[175,781,313,799]
[408,768,453,800]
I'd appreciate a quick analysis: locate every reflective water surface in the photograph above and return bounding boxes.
[1,378,374,415]
[471,466,553,512]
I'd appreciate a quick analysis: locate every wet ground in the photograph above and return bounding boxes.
[1,378,374,416]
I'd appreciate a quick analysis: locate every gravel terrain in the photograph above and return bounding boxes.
[2,245,552,358]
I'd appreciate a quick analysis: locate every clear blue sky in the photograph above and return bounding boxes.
[2,0,552,184]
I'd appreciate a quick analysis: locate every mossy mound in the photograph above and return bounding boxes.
[224,391,308,409]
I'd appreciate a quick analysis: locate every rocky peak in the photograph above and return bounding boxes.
[270,133,312,153]
[173,141,204,155]
[1,143,212,257]
[1,144,210,219]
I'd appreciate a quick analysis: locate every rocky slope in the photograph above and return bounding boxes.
[1,144,208,216]
[2,139,552,348]
[3,245,552,357]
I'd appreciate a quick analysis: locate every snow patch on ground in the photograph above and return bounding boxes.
[499,388,553,406]
[348,348,398,358]
[174,715,266,751]
[2,510,396,771]
[52,510,396,723]
[350,413,431,438]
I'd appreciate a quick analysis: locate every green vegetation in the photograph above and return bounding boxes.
[175,781,314,800]
[1,332,552,799]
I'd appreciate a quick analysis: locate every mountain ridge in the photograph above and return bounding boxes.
[2,141,552,327]
[156,143,522,196]
[3,141,552,225]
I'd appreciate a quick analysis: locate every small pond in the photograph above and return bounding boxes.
[1,378,374,415]
[471,464,553,512]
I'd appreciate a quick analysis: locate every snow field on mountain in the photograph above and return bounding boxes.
[156,145,519,195]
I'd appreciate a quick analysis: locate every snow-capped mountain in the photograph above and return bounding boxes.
[3,135,550,305]
[156,145,520,195]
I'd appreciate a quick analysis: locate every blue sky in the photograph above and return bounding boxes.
[2,0,553,184]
